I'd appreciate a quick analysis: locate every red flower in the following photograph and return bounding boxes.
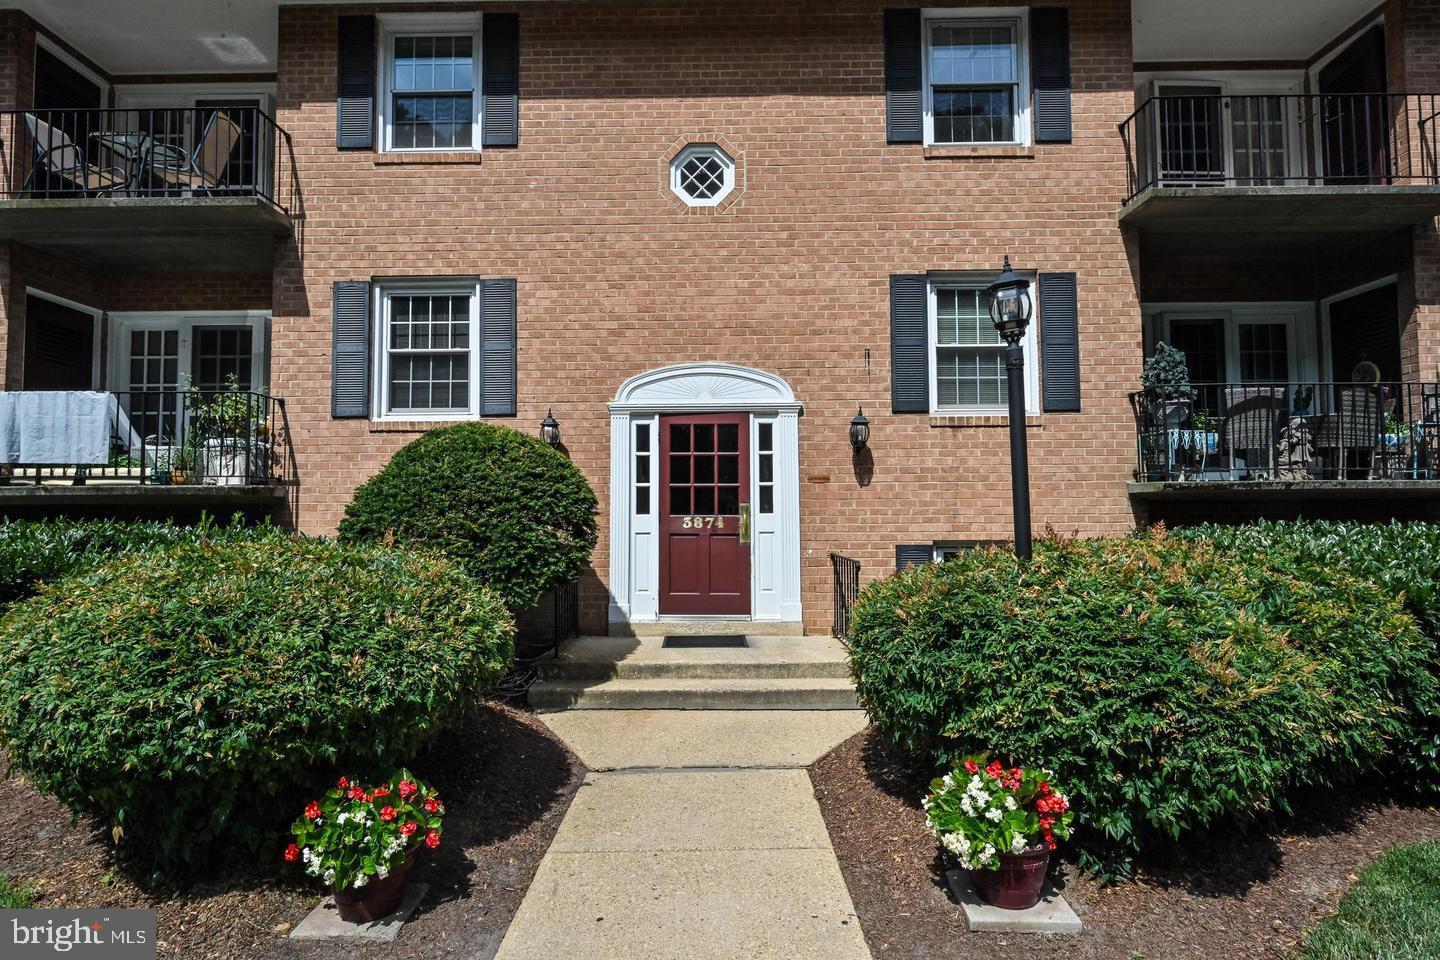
[373,785,391,798]
[399,780,418,799]
[985,760,1004,779]
[347,786,365,802]
[401,822,419,838]
[963,759,980,775]
[304,801,322,821]
[1038,782,1052,797]
[380,805,397,823]
[425,829,441,849]
[423,797,441,814]
[336,776,350,790]
[1047,839,1058,851]
[283,844,300,862]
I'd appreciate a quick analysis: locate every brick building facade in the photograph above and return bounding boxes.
[0,0,1438,635]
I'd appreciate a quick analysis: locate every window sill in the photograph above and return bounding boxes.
[923,145,1036,160]
[374,151,483,165]
[929,414,1043,428]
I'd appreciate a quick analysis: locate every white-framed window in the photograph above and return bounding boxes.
[1147,304,1314,388]
[929,275,1039,415]
[923,8,1030,146]
[670,143,736,206]
[379,14,482,152]
[374,282,482,420]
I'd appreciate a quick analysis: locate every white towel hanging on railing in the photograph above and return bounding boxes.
[0,391,115,465]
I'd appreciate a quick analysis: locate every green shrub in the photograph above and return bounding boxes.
[847,531,1440,875]
[1177,520,1440,783]
[1176,520,1440,638]
[0,515,279,609]
[0,537,513,873]
[339,422,598,611]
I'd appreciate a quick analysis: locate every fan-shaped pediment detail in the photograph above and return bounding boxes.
[614,363,797,407]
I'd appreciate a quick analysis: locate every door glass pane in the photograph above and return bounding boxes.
[694,424,715,451]
[669,486,691,515]
[693,487,715,515]
[717,486,739,515]
[759,486,774,513]
[694,456,714,484]
[670,423,691,452]
[718,454,738,484]
[1156,85,1225,182]
[1238,324,1290,382]
[635,486,650,515]
[670,455,691,484]
[717,423,739,451]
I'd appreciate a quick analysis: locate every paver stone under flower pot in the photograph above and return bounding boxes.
[969,845,1050,910]
[333,848,418,924]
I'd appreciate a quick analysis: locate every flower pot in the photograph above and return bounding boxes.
[969,846,1050,911]
[332,849,417,925]
[201,437,269,486]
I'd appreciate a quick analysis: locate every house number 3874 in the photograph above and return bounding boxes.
[681,516,725,529]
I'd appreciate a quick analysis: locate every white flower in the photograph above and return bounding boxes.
[302,847,314,865]
[1004,796,1017,811]
[1011,834,1029,854]
[985,808,1003,822]
[323,869,336,885]
[960,796,975,816]
[353,874,368,888]
[377,865,390,880]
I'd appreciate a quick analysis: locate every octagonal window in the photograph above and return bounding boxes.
[670,144,735,207]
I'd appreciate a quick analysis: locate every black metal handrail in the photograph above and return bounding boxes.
[0,107,294,214]
[1129,380,1440,482]
[1119,93,1440,203]
[830,553,861,640]
[0,389,289,487]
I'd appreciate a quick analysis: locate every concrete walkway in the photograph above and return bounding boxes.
[492,710,872,960]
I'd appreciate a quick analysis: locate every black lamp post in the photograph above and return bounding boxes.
[539,409,561,447]
[986,257,1035,561]
[849,407,871,451]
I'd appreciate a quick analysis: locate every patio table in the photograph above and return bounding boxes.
[87,131,188,193]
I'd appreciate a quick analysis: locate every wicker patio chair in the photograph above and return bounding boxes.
[1314,386,1384,479]
[1220,385,1286,479]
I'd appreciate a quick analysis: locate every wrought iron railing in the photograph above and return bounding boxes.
[830,553,861,640]
[1120,93,1440,202]
[498,579,581,698]
[0,389,289,487]
[1130,381,1440,482]
[0,107,295,214]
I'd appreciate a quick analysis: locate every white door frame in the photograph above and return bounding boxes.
[607,363,803,627]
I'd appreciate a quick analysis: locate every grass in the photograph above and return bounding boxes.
[0,872,34,908]
[1301,842,1440,960]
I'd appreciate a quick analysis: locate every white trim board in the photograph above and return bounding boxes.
[607,363,803,628]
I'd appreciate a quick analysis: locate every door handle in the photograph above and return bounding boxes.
[738,503,751,544]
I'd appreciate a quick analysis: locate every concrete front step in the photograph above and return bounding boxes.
[539,634,852,682]
[614,620,806,637]
[529,677,861,711]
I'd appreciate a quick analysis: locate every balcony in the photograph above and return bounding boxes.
[1119,94,1440,251]
[0,389,290,512]
[1128,380,1440,520]
[0,108,295,273]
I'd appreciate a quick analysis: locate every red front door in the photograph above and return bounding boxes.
[659,413,751,616]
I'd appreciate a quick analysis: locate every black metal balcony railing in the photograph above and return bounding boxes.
[0,107,295,214]
[0,390,289,488]
[1120,94,1440,203]
[1130,381,1440,483]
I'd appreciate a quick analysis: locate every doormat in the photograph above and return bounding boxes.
[662,635,748,648]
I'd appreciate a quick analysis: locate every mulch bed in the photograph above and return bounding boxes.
[0,700,584,960]
[811,726,1440,960]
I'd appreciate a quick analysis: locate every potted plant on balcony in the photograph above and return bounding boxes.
[287,771,445,925]
[924,756,1075,911]
[1141,342,1195,428]
[191,374,271,486]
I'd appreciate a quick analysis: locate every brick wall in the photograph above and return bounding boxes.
[272,0,1141,633]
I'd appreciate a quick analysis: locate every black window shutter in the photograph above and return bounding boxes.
[896,544,933,570]
[1031,8,1072,143]
[482,13,520,147]
[332,281,371,418]
[890,274,929,413]
[1039,272,1081,412]
[481,278,518,416]
[884,10,923,144]
[336,16,376,150]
